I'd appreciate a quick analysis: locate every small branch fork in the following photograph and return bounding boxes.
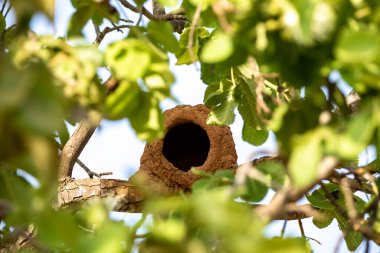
[92,0,188,45]
[118,0,187,22]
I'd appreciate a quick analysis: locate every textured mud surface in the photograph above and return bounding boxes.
[137,104,237,193]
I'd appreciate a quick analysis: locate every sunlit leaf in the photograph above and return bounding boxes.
[105,39,151,81]
[335,28,380,64]
[200,32,233,63]
[104,80,140,120]
[128,93,164,141]
[207,99,237,125]
[176,27,209,65]
[289,130,323,187]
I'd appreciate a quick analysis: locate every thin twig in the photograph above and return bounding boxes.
[1,0,7,14]
[119,0,187,21]
[340,177,357,219]
[4,3,11,19]
[76,158,113,178]
[333,234,343,253]
[280,221,287,238]
[187,1,203,64]
[365,239,370,253]
[95,24,132,44]
[135,6,144,26]
[298,219,305,238]
[211,2,232,33]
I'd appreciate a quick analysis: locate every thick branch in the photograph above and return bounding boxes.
[58,78,119,179]
[56,178,144,212]
[58,117,99,179]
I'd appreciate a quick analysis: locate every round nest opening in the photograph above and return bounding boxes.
[163,123,210,172]
[137,104,237,193]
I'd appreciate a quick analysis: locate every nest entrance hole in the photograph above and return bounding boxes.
[163,123,210,172]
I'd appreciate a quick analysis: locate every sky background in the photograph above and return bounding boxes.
[18,0,379,252]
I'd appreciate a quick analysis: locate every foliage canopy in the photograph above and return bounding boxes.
[1,0,380,252]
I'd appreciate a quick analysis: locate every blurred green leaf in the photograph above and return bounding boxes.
[129,93,164,141]
[106,39,151,81]
[104,80,140,120]
[148,21,180,54]
[242,178,268,202]
[68,0,119,36]
[0,13,5,34]
[242,123,268,146]
[57,121,70,147]
[68,7,92,37]
[312,209,334,229]
[191,169,234,192]
[200,32,233,63]
[335,28,380,64]
[255,160,285,188]
[151,219,186,243]
[157,0,177,8]
[289,130,323,187]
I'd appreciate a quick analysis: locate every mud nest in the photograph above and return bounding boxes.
[137,104,237,193]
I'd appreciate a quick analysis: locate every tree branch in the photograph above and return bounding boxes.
[58,116,99,179]
[56,178,144,212]
[118,0,187,21]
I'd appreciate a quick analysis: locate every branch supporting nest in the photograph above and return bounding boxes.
[56,178,144,213]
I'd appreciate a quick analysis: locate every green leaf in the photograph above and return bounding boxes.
[255,160,285,188]
[306,188,334,210]
[207,100,237,125]
[57,121,71,147]
[68,7,92,37]
[312,209,334,229]
[157,0,177,8]
[242,123,268,146]
[279,1,336,46]
[36,0,55,19]
[176,27,210,65]
[259,237,311,253]
[204,80,233,106]
[147,21,180,54]
[237,79,257,128]
[0,13,5,34]
[128,93,163,141]
[105,39,152,81]
[200,32,233,63]
[104,80,140,120]
[151,219,186,243]
[206,77,238,125]
[192,169,234,192]
[335,210,364,251]
[242,178,268,202]
[289,130,323,187]
[335,28,380,64]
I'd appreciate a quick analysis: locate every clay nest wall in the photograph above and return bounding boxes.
[135,104,237,194]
